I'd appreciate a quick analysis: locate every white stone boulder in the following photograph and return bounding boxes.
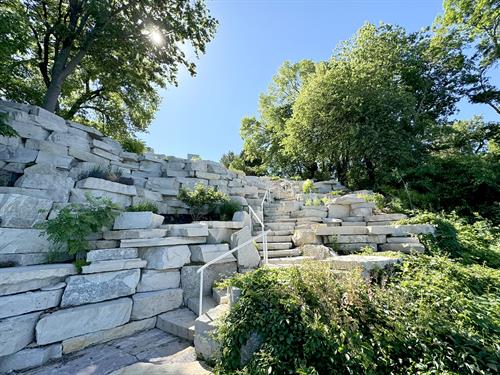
[36,298,133,345]
[131,288,183,320]
[0,343,61,373]
[81,258,146,274]
[0,228,50,256]
[230,226,260,269]
[103,228,168,240]
[327,204,350,218]
[0,288,63,319]
[166,223,209,237]
[181,263,237,301]
[292,228,321,246]
[86,248,138,262]
[141,245,191,270]
[61,269,140,306]
[14,172,75,202]
[194,304,229,360]
[121,236,205,248]
[190,244,235,264]
[113,212,164,230]
[0,194,52,228]
[330,194,365,205]
[0,312,41,356]
[137,270,180,292]
[300,244,335,259]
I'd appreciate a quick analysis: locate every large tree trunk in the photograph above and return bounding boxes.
[42,76,64,112]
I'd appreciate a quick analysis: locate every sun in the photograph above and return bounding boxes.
[148,29,163,46]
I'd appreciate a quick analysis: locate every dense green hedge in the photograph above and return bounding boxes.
[215,236,500,374]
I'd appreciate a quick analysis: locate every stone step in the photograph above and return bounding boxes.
[189,244,236,264]
[265,217,296,223]
[255,235,292,243]
[120,236,206,248]
[268,256,315,265]
[256,242,293,250]
[323,255,400,272]
[252,229,293,237]
[156,307,196,341]
[265,222,295,231]
[259,248,301,258]
[110,360,211,375]
[186,296,217,316]
[316,226,369,235]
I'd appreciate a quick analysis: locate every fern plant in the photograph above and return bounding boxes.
[37,194,120,267]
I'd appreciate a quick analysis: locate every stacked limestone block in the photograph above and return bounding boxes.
[0,100,271,267]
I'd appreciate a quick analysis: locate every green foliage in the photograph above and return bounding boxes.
[217,200,243,221]
[305,197,322,207]
[127,201,159,214]
[400,211,500,268]
[37,194,120,264]
[357,192,386,211]
[0,112,19,137]
[178,183,229,221]
[302,179,316,194]
[120,138,146,154]
[0,0,217,139]
[215,257,500,374]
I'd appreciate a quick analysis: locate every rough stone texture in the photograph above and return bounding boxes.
[131,288,183,320]
[103,228,168,240]
[300,244,335,259]
[0,252,48,266]
[141,245,191,270]
[0,343,62,373]
[181,263,237,301]
[365,214,407,222]
[86,247,138,262]
[326,255,400,272]
[327,204,350,218]
[36,298,133,345]
[113,211,164,230]
[206,227,234,244]
[230,226,260,269]
[137,269,180,292]
[76,177,136,196]
[110,361,211,375]
[62,318,156,354]
[15,172,74,202]
[0,288,63,319]
[316,226,369,235]
[81,258,146,274]
[121,236,206,248]
[61,269,140,306]
[0,193,52,228]
[0,264,76,296]
[333,234,386,244]
[331,195,365,205]
[292,228,321,246]
[368,224,435,236]
[387,236,420,243]
[0,228,50,255]
[190,244,235,264]
[157,308,196,341]
[70,188,132,207]
[166,223,209,237]
[0,312,41,356]
[194,304,229,360]
[379,242,425,253]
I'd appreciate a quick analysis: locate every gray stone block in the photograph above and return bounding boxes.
[0,343,61,373]
[113,211,164,230]
[137,269,180,292]
[141,245,191,270]
[0,288,63,319]
[81,258,146,274]
[131,288,183,320]
[181,263,237,301]
[0,193,52,228]
[0,312,41,356]
[86,248,138,262]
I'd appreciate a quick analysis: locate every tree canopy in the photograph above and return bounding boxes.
[0,0,217,140]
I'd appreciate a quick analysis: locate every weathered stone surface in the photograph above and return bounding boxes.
[326,255,400,272]
[190,244,235,264]
[61,269,140,307]
[379,242,425,253]
[0,264,76,296]
[145,177,179,194]
[292,228,321,246]
[121,236,205,248]
[291,208,327,219]
[0,145,38,164]
[327,204,350,218]
[331,194,365,205]
[69,147,109,163]
[333,234,386,244]
[92,147,120,161]
[8,120,49,140]
[156,308,196,342]
[113,211,164,230]
[137,269,180,292]
[15,172,74,202]
[81,258,146,274]
[202,220,245,229]
[166,223,209,237]
[0,193,52,228]
[300,244,335,259]
[110,361,212,375]
[368,224,435,236]
[0,343,61,373]
[36,298,133,345]
[350,207,373,217]
[0,288,63,319]
[387,236,420,243]
[0,228,50,255]
[103,228,168,240]
[194,304,229,360]
[181,263,237,301]
[316,226,369,235]
[86,247,138,262]
[76,177,137,196]
[0,252,48,266]
[62,318,156,354]
[0,312,41,356]
[206,227,234,244]
[36,150,74,169]
[365,214,407,222]
[231,226,260,269]
[141,245,191,270]
[131,288,183,320]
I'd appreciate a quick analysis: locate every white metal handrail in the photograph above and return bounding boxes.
[196,230,270,316]
[248,205,268,265]
[260,188,270,213]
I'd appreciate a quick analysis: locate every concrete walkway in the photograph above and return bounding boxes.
[18,329,212,375]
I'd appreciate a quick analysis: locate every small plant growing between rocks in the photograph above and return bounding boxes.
[120,137,146,154]
[0,112,19,137]
[357,192,386,212]
[302,179,316,194]
[37,194,120,271]
[127,201,159,214]
[78,165,134,185]
[178,183,229,221]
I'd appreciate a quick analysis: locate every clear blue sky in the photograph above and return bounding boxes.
[140,0,498,161]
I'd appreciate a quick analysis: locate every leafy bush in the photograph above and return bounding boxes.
[217,200,242,221]
[215,257,499,374]
[37,194,120,268]
[400,211,500,268]
[357,192,386,211]
[302,179,316,194]
[120,137,146,154]
[127,201,159,214]
[305,197,322,206]
[178,183,229,221]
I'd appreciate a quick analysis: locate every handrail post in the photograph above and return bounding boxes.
[199,269,204,316]
[263,230,268,264]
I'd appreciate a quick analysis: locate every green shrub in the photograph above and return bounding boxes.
[0,113,19,137]
[37,194,120,268]
[127,201,159,214]
[357,192,385,211]
[400,211,500,268]
[215,257,499,374]
[217,200,242,221]
[302,179,316,194]
[178,183,229,221]
[120,138,146,154]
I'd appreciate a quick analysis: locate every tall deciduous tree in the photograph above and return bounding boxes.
[0,0,217,138]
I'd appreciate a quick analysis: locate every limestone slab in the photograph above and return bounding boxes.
[0,228,50,254]
[368,224,435,236]
[62,317,156,354]
[131,288,183,320]
[15,172,74,202]
[0,288,63,319]
[103,228,168,240]
[166,223,209,237]
[0,312,41,356]
[61,269,140,306]
[231,226,260,269]
[86,247,138,262]
[141,245,191,270]
[333,234,386,244]
[81,258,146,274]
[76,177,137,196]
[190,244,235,264]
[36,298,133,345]
[330,195,365,205]
[181,263,237,301]
[121,236,205,248]
[365,214,407,222]
[327,204,350,218]
[0,193,52,228]
[316,226,369,235]
[113,211,164,230]
[0,343,61,373]
[145,177,179,193]
[0,264,76,296]
[137,269,180,292]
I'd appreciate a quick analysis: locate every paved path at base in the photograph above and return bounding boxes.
[18,329,212,375]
